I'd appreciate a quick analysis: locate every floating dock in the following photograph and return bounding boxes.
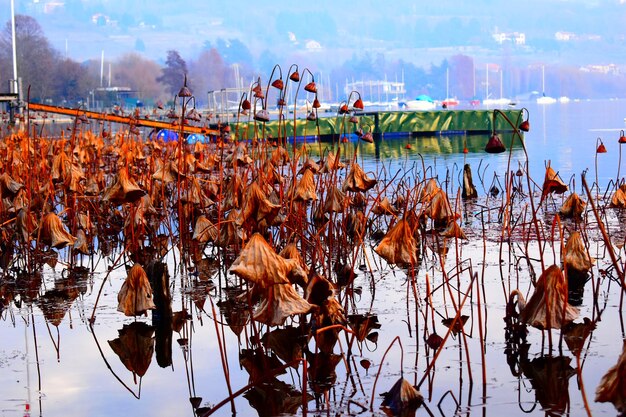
[233,109,523,141]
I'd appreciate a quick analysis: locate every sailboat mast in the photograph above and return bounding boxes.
[10,0,18,95]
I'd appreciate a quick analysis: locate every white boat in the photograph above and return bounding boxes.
[536,66,556,104]
[400,98,436,110]
[537,95,557,104]
[559,96,571,103]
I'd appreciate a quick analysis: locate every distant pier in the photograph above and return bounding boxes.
[233,109,523,141]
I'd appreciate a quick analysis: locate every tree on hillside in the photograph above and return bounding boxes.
[0,15,59,101]
[156,50,188,96]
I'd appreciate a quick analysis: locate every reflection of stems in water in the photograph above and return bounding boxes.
[581,174,626,324]
[575,354,593,417]
[208,296,235,415]
[417,273,477,390]
[43,319,60,362]
[29,310,43,416]
[89,249,127,323]
[204,358,308,417]
[88,324,140,399]
[369,335,404,411]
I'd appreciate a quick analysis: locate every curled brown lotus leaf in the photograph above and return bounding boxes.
[252,282,312,326]
[261,160,282,185]
[181,177,212,207]
[541,165,568,202]
[518,265,579,329]
[51,151,72,183]
[152,161,176,183]
[305,273,335,307]
[424,189,456,228]
[610,185,626,208]
[229,233,305,288]
[16,208,37,242]
[36,212,76,249]
[239,181,281,227]
[346,210,367,241]
[216,209,246,247]
[442,315,469,335]
[4,188,27,213]
[227,142,252,166]
[73,229,90,255]
[270,146,290,166]
[84,176,100,196]
[298,158,320,175]
[319,151,345,173]
[222,174,243,211]
[261,326,304,367]
[563,231,593,273]
[194,157,213,173]
[381,377,424,415]
[192,215,218,243]
[440,220,467,240]
[0,172,23,198]
[279,243,309,287]
[374,218,419,266]
[559,192,586,218]
[372,197,398,216]
[595,340,626,414]
[289,168,318,202]
[419,178,440,203]
[64,163,85,193]
[117,263,156,316]
[103,169,147,205]
[342,163,377,193]
[323,186,345,213]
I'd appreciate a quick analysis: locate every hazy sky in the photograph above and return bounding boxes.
[2,0,626,70]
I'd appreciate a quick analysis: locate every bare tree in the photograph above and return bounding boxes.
[188,48,229,106]
[114,53,167,103]
[0,15,59,101]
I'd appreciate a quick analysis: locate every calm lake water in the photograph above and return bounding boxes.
[1,99,626,417]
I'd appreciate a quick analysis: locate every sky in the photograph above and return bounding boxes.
[1,0,626,71]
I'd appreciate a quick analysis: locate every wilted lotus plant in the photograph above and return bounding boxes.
[229,233,312,326]
[510,265,579,330]
[117,263,156,317]
[375,218,419,266]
